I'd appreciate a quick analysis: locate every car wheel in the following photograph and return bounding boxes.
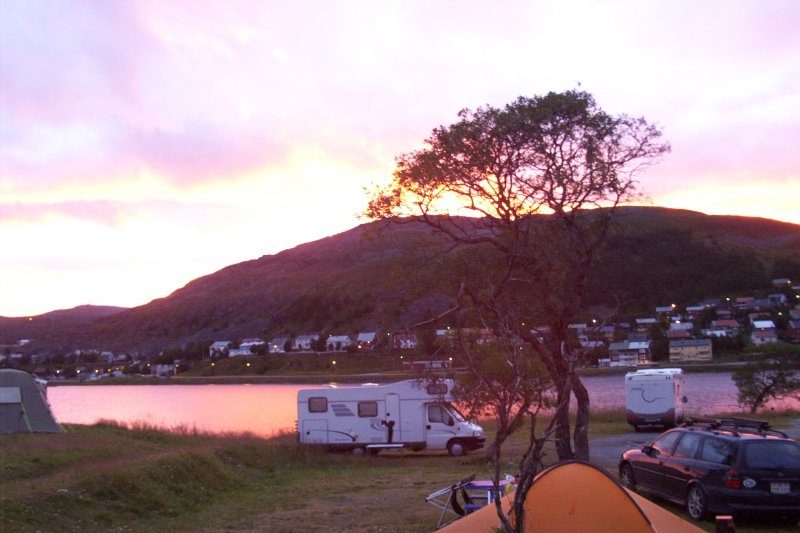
[351,447,366,456]
[620,464,636,490]
[686,484,707,521]
[448,440,466,457]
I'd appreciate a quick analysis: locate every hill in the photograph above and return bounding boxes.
[1,207,798,355]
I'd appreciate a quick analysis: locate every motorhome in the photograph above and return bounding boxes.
[625,368,686,431]
[296,379,485,456]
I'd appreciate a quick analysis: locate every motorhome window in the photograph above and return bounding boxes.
[426,383,448,395]
[428,404,451,425]
[308,397,327,413]
[358,401,378,417]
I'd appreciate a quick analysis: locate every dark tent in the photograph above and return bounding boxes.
[0,369,62,433]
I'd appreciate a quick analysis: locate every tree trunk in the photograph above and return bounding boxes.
[553,376,575,461]
[570,372,590,461]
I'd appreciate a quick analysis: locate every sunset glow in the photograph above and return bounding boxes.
[1,0,798,317]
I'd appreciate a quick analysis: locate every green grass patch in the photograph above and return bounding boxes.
[1,410,798,532]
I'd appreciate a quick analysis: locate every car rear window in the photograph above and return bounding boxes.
[743,441,800,469]
[701,437,735,464]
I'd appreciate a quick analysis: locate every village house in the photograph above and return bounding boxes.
[685,305,705,320]
[748,312,771,325]
[598,325,616,341]
[326,335,352,351]
[669,339,713,362]
[751,329,779,345]
[227,338,266,357]
[655,305,675,316]
[151,363,175,378]
[635,318,657,332]
[599,340,652,368]
[209,341,231,357]
[769,293,789,306]
[666,329,691,340]
[356,332,379,350]
[669,321,693,333]
[703,319,740,337]
[750,318,778,346]
[392,332,418,350]
[293,334,319,352]
[752,319,776,330]
[268,337,290,353]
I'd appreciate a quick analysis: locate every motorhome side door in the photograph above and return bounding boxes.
[425,403,455,450]
[302,420,328,444]
[385,393,400,443]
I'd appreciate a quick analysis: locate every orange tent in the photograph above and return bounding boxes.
[438,461,704,533]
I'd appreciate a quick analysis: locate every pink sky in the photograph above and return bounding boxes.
[1,0,799,317]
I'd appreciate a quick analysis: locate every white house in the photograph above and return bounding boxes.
[293,334,319,352]
[752,320,776,330]
[635,318,657,332]
[599,340,652,368]
[326,335,352,351]
[393,333,418,350]
[209,341,231,357]
[269,337,289,353]
[751,329,779,345]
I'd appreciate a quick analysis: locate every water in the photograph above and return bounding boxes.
[47,373,800,437]
[48,383,307,437]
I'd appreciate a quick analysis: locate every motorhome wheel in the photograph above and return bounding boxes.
[447,440,466,457]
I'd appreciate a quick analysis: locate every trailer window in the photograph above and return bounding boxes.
[358,401,378,417]
[308,397,327,413]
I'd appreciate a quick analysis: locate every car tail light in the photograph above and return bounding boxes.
[724,467,742,489]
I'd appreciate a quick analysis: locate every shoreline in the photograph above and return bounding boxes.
[45,362,742,386]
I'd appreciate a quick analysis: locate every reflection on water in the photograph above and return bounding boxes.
[48,384,307,437]
[47,373,800,437]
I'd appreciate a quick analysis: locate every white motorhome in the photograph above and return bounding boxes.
[296,379,485,456]
[625,368,687,431]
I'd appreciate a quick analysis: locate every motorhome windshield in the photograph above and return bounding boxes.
[446,403,467,422]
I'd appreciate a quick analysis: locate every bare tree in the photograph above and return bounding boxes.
[733,344,800,413]
[366,90,668,530]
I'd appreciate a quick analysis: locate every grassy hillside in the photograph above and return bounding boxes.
[2,207,799,355]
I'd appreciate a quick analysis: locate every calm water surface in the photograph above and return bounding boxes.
[47,373,800,437]
[48,383,306,437]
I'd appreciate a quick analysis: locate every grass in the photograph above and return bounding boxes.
[1,411,799,532]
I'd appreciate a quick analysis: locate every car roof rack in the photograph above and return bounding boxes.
[681,416,788,438]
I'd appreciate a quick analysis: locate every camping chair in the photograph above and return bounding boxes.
[425,474,485,529]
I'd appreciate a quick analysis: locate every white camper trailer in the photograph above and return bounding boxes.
[625,368,687,431]
[296,379,485,456]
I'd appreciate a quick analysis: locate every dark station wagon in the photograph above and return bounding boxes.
[619,417,800,522]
